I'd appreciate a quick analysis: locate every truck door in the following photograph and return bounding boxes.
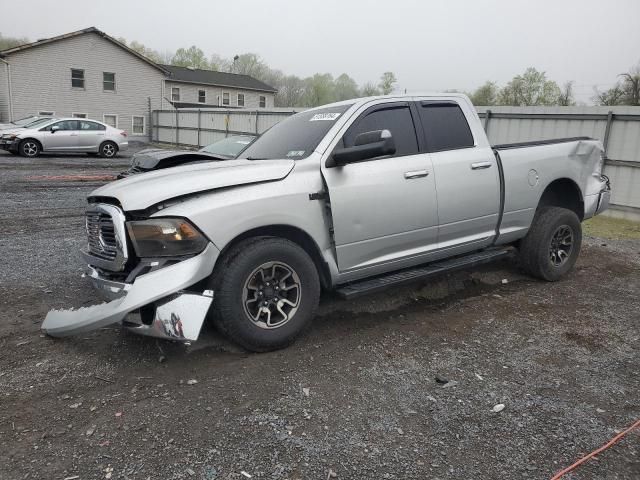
[321,101,439,273]
[416,101,500,251]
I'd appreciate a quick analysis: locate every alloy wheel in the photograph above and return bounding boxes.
[103,144,116,157]
[23,142,38,157]
[549,225,574,267]
[242,261,301,329]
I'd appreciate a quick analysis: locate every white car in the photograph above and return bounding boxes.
[0,118,129,158]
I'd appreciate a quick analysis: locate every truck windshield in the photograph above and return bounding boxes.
[239,104,353,160]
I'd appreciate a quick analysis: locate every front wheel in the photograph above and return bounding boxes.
[19,139,40,157]
[519,206,582,281]
[99,141,118,158]
[208,237,320,352]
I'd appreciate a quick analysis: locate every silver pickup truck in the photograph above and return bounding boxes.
[43,94,611,351]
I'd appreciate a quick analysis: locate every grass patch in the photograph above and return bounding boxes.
[583,215,640,240]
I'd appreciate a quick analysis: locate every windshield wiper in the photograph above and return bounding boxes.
[245,156,268,161]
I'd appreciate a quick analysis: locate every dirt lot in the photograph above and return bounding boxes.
[0,148,638,480]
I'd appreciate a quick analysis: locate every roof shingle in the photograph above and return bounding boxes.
[161,65,277,93]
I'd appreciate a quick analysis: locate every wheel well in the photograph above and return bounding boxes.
[100,140,118,150]
[220,225,332,289]
[537,178,584,220]
[19,138,42,150]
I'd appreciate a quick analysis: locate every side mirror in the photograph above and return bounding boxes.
[327,129,395,167]
[50,125,60,133]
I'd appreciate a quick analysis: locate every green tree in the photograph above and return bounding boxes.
[498,68,561,106]
[379,71,397,95]
[303,73,335,107]
[0,32,29,51]
[468,81,499,106]
[360,82,380,96]
[172,46,210,69]
[230,53,269,79]
[334,73,359,101]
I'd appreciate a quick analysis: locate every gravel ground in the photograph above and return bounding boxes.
[0,149,638,480]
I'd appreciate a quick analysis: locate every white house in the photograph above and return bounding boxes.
[0,27,277,141]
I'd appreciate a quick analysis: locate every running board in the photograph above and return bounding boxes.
[335,248,512,300]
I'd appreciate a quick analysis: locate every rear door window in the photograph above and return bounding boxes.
[418,102,474,152]
[79,121,106,131]
[344,104,419,157]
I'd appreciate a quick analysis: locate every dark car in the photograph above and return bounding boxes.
[118,134,257,178]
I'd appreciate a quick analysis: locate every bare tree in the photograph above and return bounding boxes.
[557,81,576,106]
[619,67,640,105]
[360,82,381,96]
[378,72,397,95]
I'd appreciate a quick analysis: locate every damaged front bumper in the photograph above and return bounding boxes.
[42,243,220,342]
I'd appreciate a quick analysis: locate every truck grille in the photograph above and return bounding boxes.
[84,204,129,271]
[86,211,118,260]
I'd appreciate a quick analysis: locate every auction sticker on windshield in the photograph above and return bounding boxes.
[286,150,305,157]
[309,113,341,121]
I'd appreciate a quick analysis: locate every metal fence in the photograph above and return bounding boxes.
[151,108,304,147]
[477,106,640,216]
[152,105,640,218]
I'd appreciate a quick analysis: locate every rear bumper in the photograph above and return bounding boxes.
[584,178,611,219]
[42,243,219,341]
[118,141,129,151]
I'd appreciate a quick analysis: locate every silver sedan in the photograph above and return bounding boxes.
[0,118,129,158]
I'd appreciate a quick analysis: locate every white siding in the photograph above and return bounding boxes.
[0,62,9,121]
[164,80,275,109]
[4,32,165,140]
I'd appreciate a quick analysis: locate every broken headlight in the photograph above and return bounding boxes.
[126,218,208,257]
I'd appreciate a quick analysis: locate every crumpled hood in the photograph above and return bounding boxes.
[92,158,295,211]
[131,148,225,169]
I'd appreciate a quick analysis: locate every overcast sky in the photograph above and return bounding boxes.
[4,0,639,103]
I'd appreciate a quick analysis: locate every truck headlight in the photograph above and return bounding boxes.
[126,218,208,257]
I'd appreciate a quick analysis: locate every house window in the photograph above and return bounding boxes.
[72,113,88,118]
[103,72,116,91]
[103,114,117,128]
[198,90,206,103]
[71,69,85,89]
[38,111,55,116]
[132,116,145,135]
[259,96,266,108]
[171,87,180,102]
[222,92,230,106]
[237,93,245,107]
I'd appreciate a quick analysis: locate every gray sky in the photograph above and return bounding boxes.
[4,0,640,103]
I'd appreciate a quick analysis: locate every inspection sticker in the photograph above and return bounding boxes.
[309,112,341,122]
[286,150,306,157]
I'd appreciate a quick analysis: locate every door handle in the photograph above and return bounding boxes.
[470,161,492,170]
[404,170,429,179]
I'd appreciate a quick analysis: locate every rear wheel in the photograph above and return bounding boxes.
[519,206,582,281]
[19,139,40,158]
[208,237,320,352]
[99,141,118,158]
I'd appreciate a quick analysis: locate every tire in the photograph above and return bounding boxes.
[208,237,320,352]
[99,141,118,158]
[519,206,582,281]
[19,139,41,158]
